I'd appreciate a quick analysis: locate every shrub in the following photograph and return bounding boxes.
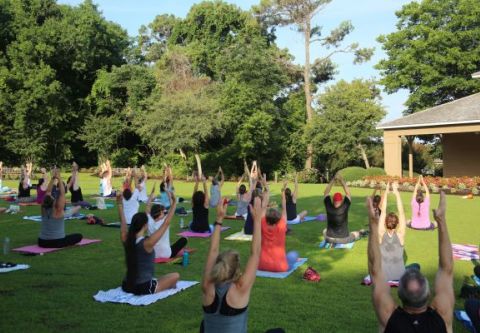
[339,167,367,182]
[365,167,386,177]
[472,187,479,195]
[458,183,467,190]
[111,148,138,168]
[297,168,320,184]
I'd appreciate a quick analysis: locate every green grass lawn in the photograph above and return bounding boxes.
[0,174,476,332]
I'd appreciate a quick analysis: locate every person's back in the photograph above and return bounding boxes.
[40,208,65,240]
[70,185,84,203]
[286,199,297,222]
[324,195,350,238]
[159,190,170,209]
[123,189,140,225]
[209,184,220,208]
[203,283,248,333]
[384,306,447,333]
[259,216,288,272]
[147,216,171,258]
[122,237,155,294]
[192,205,210,232]
[410,196,431,229]
[380,232,405,281]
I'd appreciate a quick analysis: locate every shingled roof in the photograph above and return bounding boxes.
[378,92,480,130]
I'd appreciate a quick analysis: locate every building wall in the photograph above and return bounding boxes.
[443,132,480,177]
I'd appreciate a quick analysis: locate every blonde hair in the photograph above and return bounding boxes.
[210,250,242,284]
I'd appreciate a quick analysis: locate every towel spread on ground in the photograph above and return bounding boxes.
[362,275,399,287]
[455,310,474,333]
[452,244,479,261]
[178,226,230,238]
[12,239,101,255]
[224,216,245,220]
[23,214,86,222]
[225,230,252,242]
[102,222,121,228]
[93,281,199,306]
[256,258,308,278]
[287,216,324,225]
[0,263,30,273]
[319,240,355,249]
[154,248,196,263]
[18,202,40,206]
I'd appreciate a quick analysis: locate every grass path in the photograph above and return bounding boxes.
[0,174,476,332]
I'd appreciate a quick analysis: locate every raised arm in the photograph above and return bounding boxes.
[338,173,351,199]
[141,165,148,183]
[281,180,288,218]
[54,169,66,213]
[413,176,421,198]
[238,196,263,293]
[144,183,156,215]
[202,198,227,295]
[202,176,209,208]
[236,174,244,193]
[378,184,389,243]
[260,175,270,210]
[420,175,430,199]
[367,196,396,331]
[144,192,177,251]
[392,182,406,244]
[324,175,335,197]
[293,173,299,202]
[193,174,199,199]
[431,191,454,327]
[117,193,128,243]
[219,167,224,188]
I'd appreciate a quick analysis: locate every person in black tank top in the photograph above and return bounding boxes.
[18,162,36,203]
[367,192,454,333]
[66,162,91,208]
[283,175,307,223]
[191,175,210,232]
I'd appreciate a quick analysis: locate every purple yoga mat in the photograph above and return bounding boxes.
[178,227,230,238]
[12,239,101,254]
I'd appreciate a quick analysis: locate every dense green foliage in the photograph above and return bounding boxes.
[376,0,480,113]
[338,166,367,181]
[0,176,473,332]
[365,167,386,177]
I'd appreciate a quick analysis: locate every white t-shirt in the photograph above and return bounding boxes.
[147,214,171,258]
[138,182,148,202]
[101,178,112,196]
[123,189,140,225]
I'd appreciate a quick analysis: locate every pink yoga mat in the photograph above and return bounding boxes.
[154,248,197,263]
[178,227,230,238]
[12,239,101,254]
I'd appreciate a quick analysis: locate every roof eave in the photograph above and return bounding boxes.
[377,119,480,130]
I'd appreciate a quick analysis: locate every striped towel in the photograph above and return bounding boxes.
[93,281,198,306]
[452,244,479,261]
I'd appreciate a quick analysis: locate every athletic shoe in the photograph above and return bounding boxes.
[303,266,321,282]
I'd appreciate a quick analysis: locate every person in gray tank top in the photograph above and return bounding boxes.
[117,187,180,295]
[209,167,224,208]
[377,182,407,281]
[38,168,82,248]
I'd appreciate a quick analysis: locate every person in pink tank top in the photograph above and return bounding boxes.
[408,176,437,230]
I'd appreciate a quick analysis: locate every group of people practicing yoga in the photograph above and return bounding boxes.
[2,157,473,333]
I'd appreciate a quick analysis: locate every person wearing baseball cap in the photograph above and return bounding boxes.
[323,172,364,244]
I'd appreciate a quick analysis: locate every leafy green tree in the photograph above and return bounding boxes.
[306,79,386,171]
[376,0,480,113]
[137,14,180,63]
[254,0,374,169]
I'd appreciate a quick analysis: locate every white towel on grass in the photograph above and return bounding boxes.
[93,281,198,306]
[0,264,30,273]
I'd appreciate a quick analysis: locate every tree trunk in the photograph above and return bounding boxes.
[358,143,370,169]
[303,18,313,170]
[194,153,202,177]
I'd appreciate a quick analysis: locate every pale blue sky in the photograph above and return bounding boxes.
[59,0,412,121]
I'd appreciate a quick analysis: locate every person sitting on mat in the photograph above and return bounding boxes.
[234,167,253,219]
[284,174,308,224]
[200,195,264,333]
[137,165,149,203]
[191,174,211,233]
[146,184,187,259]
[258,179,298,272]
[244,162,264,235]
[99,160,115,197]
[117,193,180,296]
[66,162,91,208]
[38,168,83,248]
[377,182,415,281]
[122,171,140,225]
[367,191,454,333]
[36,168,49,205]
[209,167,224,208]
[18,162,36,203]
[323,172,364,244]
[408,175,436,230]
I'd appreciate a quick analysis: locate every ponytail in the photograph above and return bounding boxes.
[210,250,241,284]
[124,212,148,292]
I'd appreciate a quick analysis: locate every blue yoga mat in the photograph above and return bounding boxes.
[23,214,86,222]
[319,240,354,249]
[256,258,308,278]
[455,310,474,333]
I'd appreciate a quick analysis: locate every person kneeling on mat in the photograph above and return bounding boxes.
[38,168,83,248]
[117,193,179,295]
[146,184,187,259]
[323,172,364,244]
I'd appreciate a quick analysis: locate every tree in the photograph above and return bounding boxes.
[137,14,180,63]
[306,79,386,170]
[376,0,480,113]
[254,0,374,169]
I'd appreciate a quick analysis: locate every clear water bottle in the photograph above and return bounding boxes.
[182,251,189,267]
[180,218,185,229]
[3,237,10,255]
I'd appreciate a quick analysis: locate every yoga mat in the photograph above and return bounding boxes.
[362,275,399,287]
[12,239,101,255]
[18,202,40,206]
[319,240,355,249]
[287,216,323,225]
[154,248,196,263]
[407,223,436,231]
[178,226,230,238]
[93,281,199,306]
[102,222,121,228]
[0,263,30,274]
[455,310,475,333]
[224,216,245,221]
[23,214,86,222]
[473,275,480,287]
[452,244,479,261]
[256,258,308,278]
[225,231,252,242]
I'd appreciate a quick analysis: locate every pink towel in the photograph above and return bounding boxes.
[178,227,230,238]
[452,244,479,261]
[12,239,101,254]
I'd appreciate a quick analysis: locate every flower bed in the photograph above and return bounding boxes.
[347,176,480,195]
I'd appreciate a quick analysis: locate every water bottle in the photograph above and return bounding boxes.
[3,237,10,255]
[180,218,185,229]
[182,251,189,267]
[99,182,103,196]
